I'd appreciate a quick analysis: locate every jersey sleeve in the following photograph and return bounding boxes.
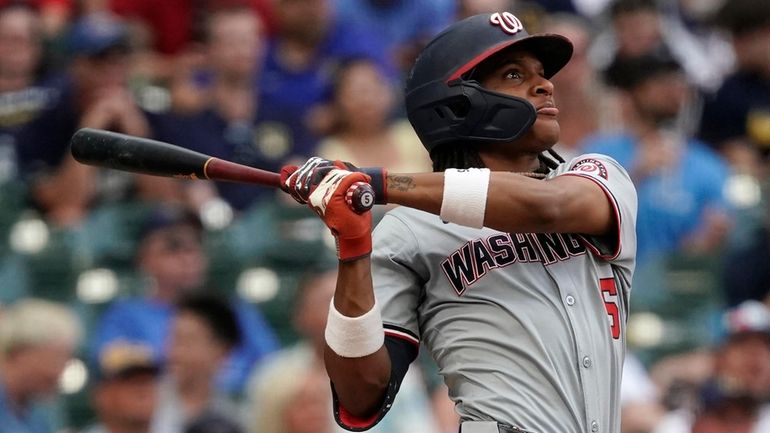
[371,213,426,345]
[330,212,425,431]
[552,153,638,267]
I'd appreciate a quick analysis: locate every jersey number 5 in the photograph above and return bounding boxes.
[600,278,621,340]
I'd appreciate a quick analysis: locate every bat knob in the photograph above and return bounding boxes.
[346,182,376,214]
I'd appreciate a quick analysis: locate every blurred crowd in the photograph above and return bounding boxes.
[0,0,769,433]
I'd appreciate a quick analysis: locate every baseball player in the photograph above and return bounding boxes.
[281,12,637,433]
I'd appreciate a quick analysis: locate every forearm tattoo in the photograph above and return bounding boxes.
[387,175,416,192]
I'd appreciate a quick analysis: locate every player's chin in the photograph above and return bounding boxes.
[531,119,560,147]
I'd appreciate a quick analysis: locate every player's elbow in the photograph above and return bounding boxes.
[332,372,389,418]
[325,347,391,418]
[342,387,388,418]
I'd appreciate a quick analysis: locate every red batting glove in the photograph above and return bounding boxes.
[281,157,389,206]
[308,169,373,262]
[280,157,361,204]
[280,157,333,204]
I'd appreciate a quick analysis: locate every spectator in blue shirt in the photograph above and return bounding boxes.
[583,52,732,265]
[0,299,83,433]
[91,205,278,396]
[256,0,391,160]
[332,0,455,74]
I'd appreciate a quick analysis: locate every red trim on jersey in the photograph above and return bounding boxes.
[560,173,622,260]
[446,40,518,82]
[337,404,381,430]
[385,329,420,347]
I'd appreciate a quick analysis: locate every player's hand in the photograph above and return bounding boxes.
[308,168,373,261]
[280,157,345,204]
[280,157,388,205]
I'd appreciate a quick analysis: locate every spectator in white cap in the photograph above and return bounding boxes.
[0,299,82,433]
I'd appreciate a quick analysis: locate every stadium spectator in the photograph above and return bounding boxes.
[541,13,621,158]
[101,0,274,82]
[698,0,770,166]
[79,341,161,433]
[15,12,183,227]
[0,0,74,39]
[149,6,280,212]
[318,58,428,172]
[590,0,730,91]
[583,52,731,265]
[91,204,278,395]
[0,299,83,433]
[331,0,455,75]
[686,387,760,433]
[651,301,770,433]
[249,359,335,433]
[109,0,275,56]
[0,3,51,183]
[0,3,43,98]
[153,294,243,433]
[257,0,391,160]
[316,58,430,221]
[620,353,665,433]
[246,268,443,433]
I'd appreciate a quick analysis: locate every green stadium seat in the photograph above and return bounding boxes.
[630,252,726,367]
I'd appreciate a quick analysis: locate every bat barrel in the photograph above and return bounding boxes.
[71,128,212,179]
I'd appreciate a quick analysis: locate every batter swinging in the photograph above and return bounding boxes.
[281,12,637,433]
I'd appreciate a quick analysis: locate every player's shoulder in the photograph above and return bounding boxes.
[552,152,631,180]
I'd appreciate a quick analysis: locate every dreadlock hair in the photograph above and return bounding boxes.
[430,143,566,178]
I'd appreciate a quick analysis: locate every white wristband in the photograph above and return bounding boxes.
[440,168,490,229]
[325,299,384,358]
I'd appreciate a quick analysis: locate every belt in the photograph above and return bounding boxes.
[459,421,532,433]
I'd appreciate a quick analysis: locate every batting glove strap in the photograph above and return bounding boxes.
[360,167,388,205]
[336,232,373,262]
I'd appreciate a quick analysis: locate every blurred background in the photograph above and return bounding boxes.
[0,0,769,433]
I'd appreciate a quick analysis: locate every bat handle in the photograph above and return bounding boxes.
[345,182,376,214]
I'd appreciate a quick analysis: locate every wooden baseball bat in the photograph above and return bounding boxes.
[69,128,374,212]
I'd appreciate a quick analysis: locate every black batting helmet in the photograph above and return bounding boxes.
[405,12,573,154]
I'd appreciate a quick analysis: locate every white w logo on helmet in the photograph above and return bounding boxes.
[490,12,523,35]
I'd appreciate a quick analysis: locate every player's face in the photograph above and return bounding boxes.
[477,50,560,151]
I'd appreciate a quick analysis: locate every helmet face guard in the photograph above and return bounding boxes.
[405,12,573,154]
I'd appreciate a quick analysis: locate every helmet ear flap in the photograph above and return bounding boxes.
[461,82,536,141]
[432,95,471,122]
[406,82,470,148]
[406,80,537,152]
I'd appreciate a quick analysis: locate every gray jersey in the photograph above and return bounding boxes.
[372,154,637,433]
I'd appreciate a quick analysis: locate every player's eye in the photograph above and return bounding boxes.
[503,69,523,81]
